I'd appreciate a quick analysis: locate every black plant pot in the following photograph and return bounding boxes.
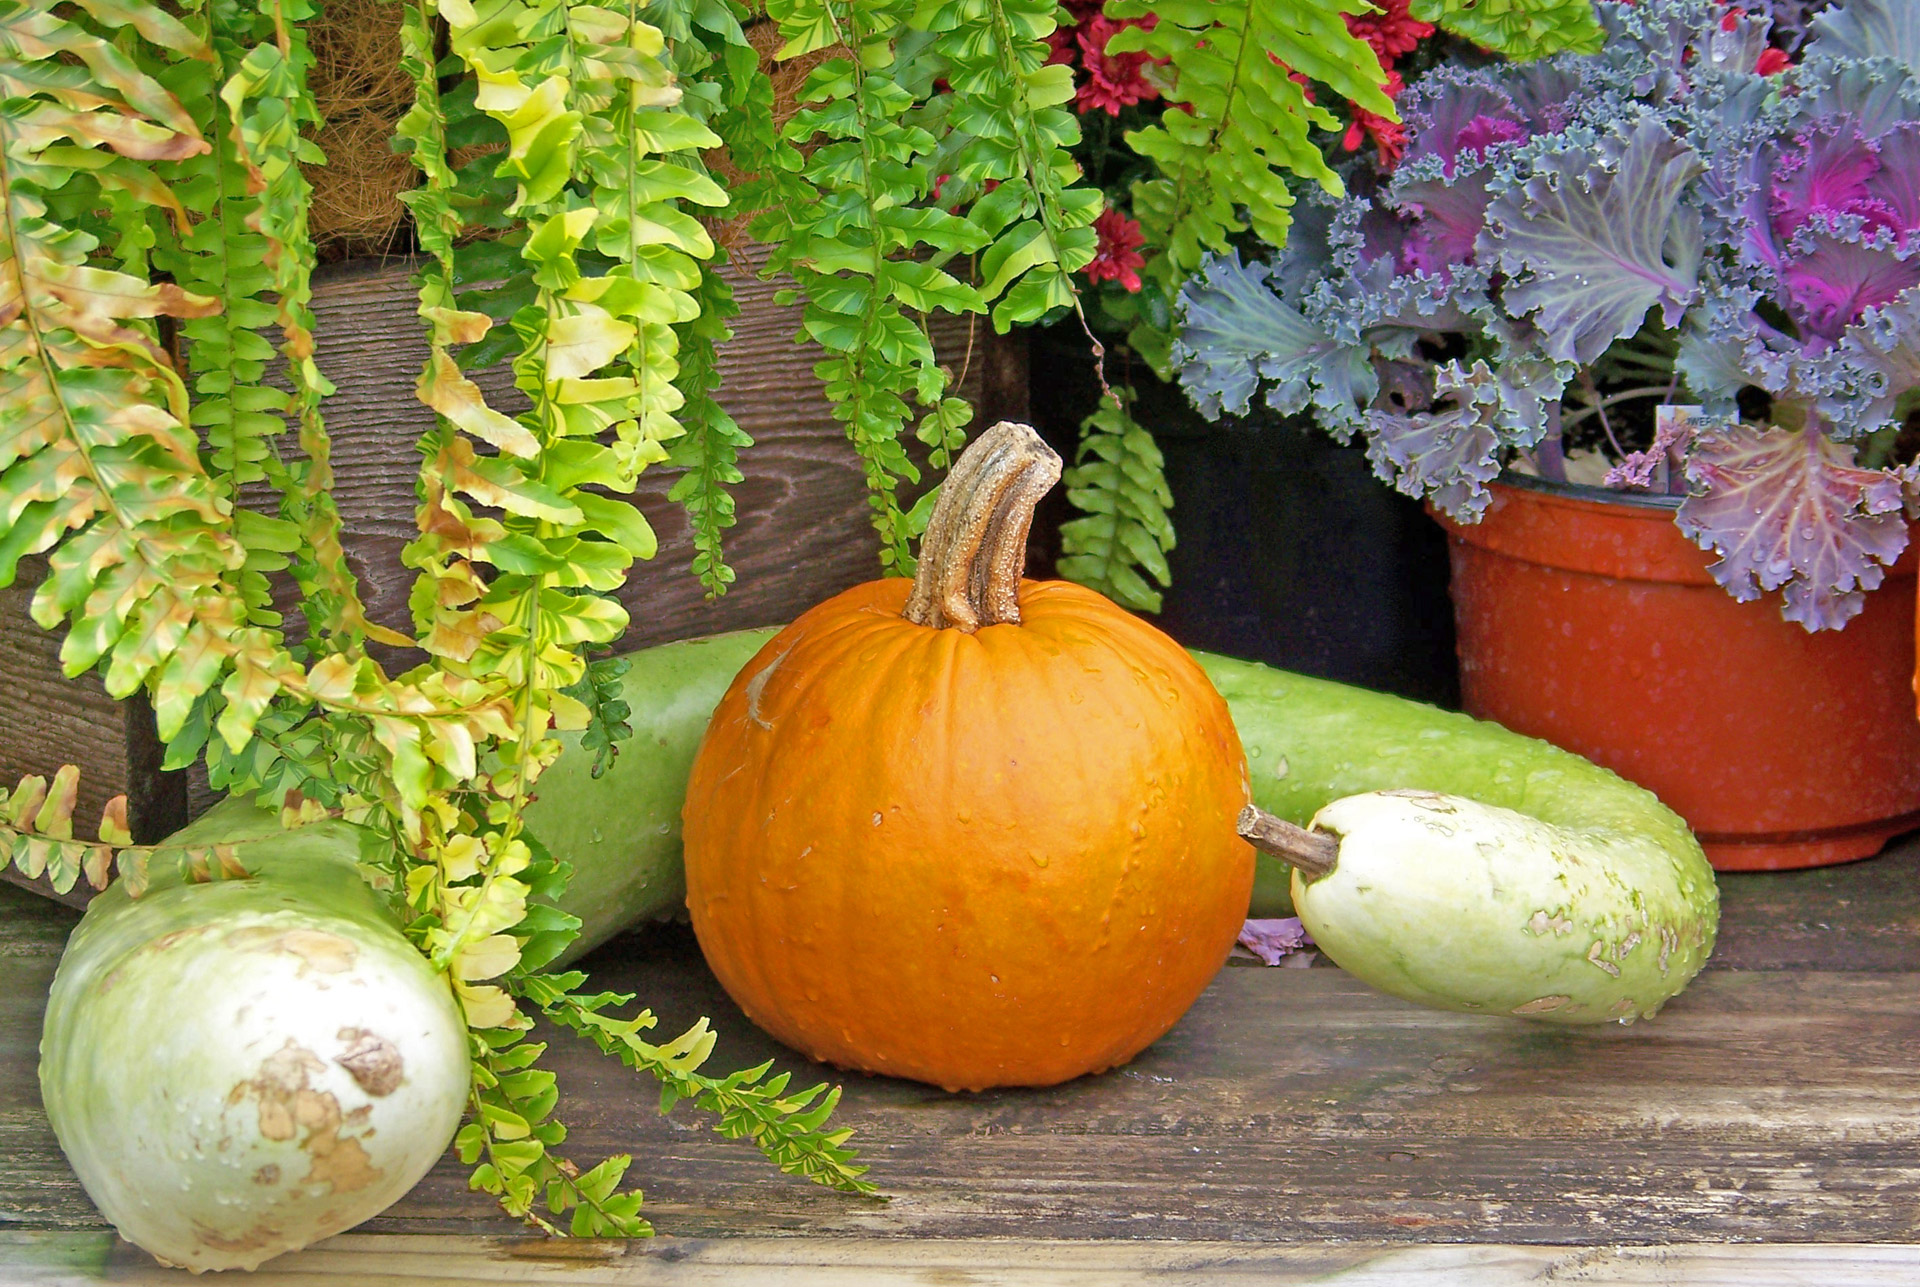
[1027,326,1461,708]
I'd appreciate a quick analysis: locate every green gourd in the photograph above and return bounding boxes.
[1200,654,1718,1023]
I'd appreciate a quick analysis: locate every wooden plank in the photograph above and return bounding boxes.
[7,838,1920,1253]
[4,1232,1920,1286]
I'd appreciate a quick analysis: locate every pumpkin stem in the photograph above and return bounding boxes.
[1237,806,1339,881]
[904,421,1062,632]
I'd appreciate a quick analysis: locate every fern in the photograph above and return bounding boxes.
[667,265,753,594]
[0,0,272,717]
[924,0,1104,334]
[649,0,755,596]
[1413,0,1605,59]
[763,0,990,572]
[1057,392,1174,612]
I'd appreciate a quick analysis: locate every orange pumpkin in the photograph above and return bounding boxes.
[681,422,1253,1091]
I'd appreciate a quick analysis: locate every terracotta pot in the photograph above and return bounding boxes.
[1436,475,1920,871]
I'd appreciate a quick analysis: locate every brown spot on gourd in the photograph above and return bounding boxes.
[227,927,358,974]
[1587,940,1622,977]
[302,1131,381,1195]
[242,1042,328,1141]
[334,1029,404,1097]
[233,1040,383,1194]
[1526,910,1572,936]
[253,1164,280,1186]
[1512,995,1571,1014]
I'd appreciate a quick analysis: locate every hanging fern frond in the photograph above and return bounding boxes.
[667,264,752,595]
[1104,0,1387,372]
[650,0,759,596]
[924,0,1103,335]
[0,0,285,727]
[219,3,394,653]
[1413,0,1604,59]
[763,0,990,573]
[1057,391,1174,613]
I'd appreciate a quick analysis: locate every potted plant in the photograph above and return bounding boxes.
[1021,0,1603,701]
[1169,0,1920,870]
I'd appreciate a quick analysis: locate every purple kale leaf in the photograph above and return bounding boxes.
[1677,420,1911,629]
[1395,173,1497,278]
[1813,285,1920,432]
[1807,0,1920,74]
[1237,918,1315,966]
[1768,124,1891,241]
[1605,404,1699,488]
[1400,66,1531,177]
[1802,59,1920,137]
[1363,359,1505,520]
[1775,222,1920,343]
[1481,117,1706,366]
[1173,253,1375,431]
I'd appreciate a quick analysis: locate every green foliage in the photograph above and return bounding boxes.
[1057,392,1174,612]
[530,974,876,1193]
[666,267,753,595]
[557,651,633,779]
[920,0,1103,333]
[761,0,985,573]
[1412,0,1605,59]
[652,2,755,596]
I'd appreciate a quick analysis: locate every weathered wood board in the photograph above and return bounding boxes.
[2,836,1919,1282]
[0,246,1021,890]
[6,1232,1920,1285]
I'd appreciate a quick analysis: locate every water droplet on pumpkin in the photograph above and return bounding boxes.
[872,812,883,826]
[989,974,1000,984]
[1273,755,1289,780]
[1032,851,1050,868]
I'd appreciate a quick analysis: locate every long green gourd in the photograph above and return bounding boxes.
[1199,654,1718,1024]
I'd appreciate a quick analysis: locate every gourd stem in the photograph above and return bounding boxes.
[903,421,1062,631]
[1237,806,1339,881]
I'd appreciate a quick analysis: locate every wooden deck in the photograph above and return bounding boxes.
[4,837,1920,1282]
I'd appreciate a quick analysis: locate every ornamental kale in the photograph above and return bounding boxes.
[1172,0,1920,631]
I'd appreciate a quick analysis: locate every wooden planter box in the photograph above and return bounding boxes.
[0,248,1024,904]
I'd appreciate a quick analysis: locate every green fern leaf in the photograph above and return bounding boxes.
[1412,0,1605,59]
[1057,392,1174,613]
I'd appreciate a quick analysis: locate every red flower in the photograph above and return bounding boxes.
[1344,0,1434,68]
[1343,70,1407,169]
[1075,14,1164,115]
[1755,46,1792,74]
[1085,207,1147,292]
[1048,1,1105,66]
